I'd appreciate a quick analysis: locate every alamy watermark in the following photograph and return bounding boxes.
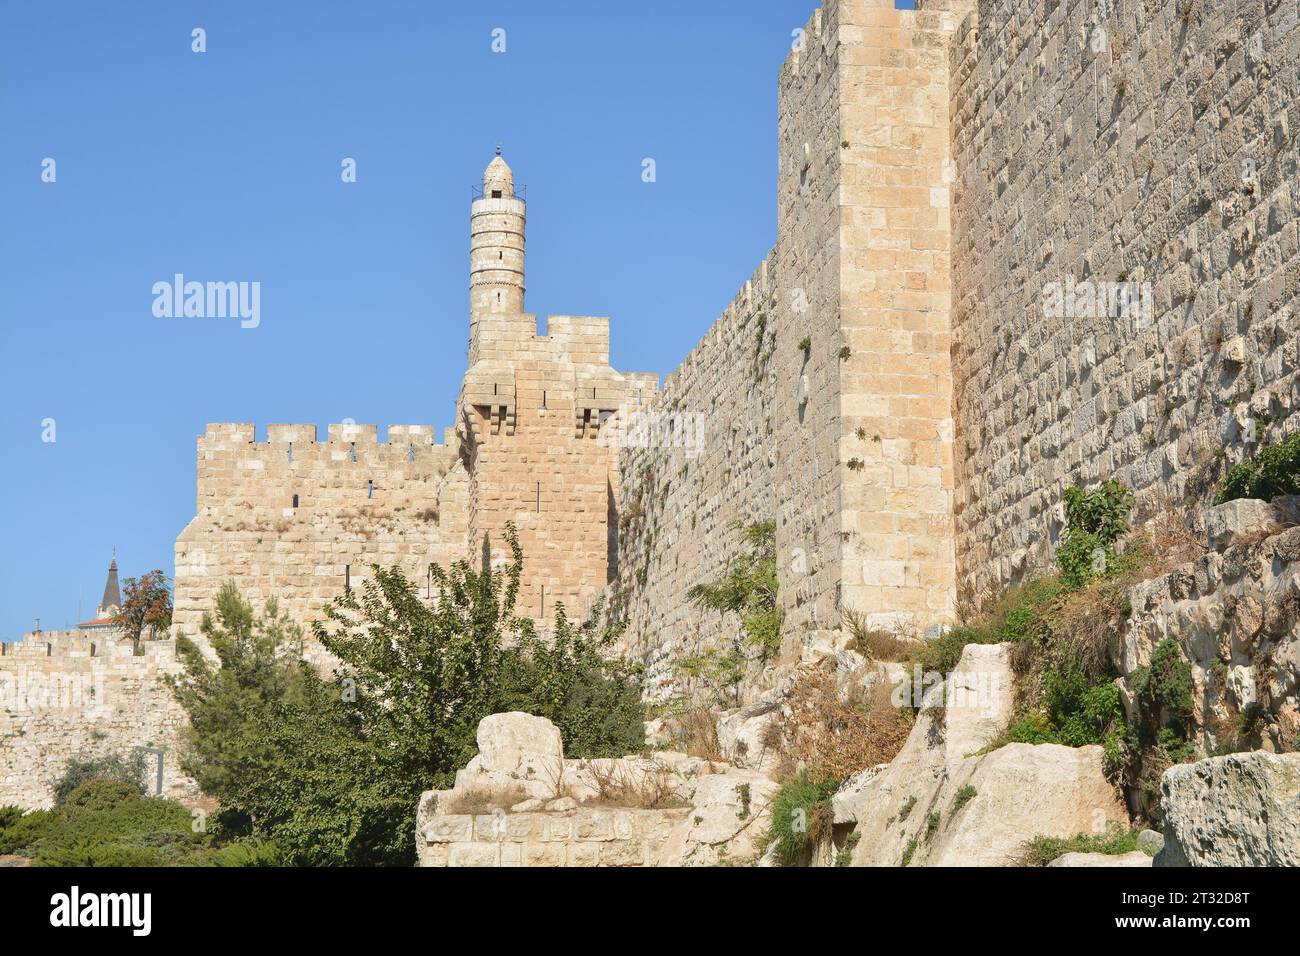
[598,405,706,457]
[152,274,260,329]
[1042,276,1153,330]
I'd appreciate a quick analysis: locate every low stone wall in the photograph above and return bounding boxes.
[418,807,690,868]
[0,636,199,809]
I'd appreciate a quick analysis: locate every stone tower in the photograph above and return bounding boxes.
[459,150,658,624]
[469,148,527,348]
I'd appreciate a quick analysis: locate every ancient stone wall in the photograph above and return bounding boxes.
[0,633,198,809]
[461,313,659,622]
[612,0,964,697]
[948,0,1300,608]
[417,807,690,867]
[174,423,469,664]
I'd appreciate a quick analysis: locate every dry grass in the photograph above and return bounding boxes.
[666,706,724,762]
[438,785,530,815]
[583,761,687,810]
[784,667,914,784]
[841,607,918,662]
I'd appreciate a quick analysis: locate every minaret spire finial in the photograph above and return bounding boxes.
[495,143,501,156]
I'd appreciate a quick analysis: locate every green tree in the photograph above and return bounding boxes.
[687,520,783,660]
[169,522,644,866]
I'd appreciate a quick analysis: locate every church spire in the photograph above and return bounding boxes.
[99,554,121,616]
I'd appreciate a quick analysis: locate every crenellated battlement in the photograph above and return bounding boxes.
[201,422,457,448]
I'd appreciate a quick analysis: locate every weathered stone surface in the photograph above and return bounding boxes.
[716,702,782,774]
[843,643,1127,867]
[657,770,779,867]
[1048,851,1151,868]
[1136,829,1164,856]
[1155,752,1300,867]
[450,711,566,802]
[1206,499,1282,552]
[1119,526,1300,767]
[0,632,199,809]
[418,713,778,866]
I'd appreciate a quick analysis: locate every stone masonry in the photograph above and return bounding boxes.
[10,0,1292,802]
[949,0,1300,608]
[173,152,658,653]
[613,0,968,695]
[0,630,198,809]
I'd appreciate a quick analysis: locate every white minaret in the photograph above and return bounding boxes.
[469,147,526,318]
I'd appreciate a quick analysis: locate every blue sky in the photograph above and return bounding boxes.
[0,0,914,638]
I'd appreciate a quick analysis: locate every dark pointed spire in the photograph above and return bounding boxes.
[100,556,121,612]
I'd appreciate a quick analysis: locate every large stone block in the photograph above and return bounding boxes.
[1155,752,1300,867]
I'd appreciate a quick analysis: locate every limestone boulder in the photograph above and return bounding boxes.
[451,711,566,801]
[657,768,779,866]
[717,702,782,774]
[842,642,1128,867]
[1155,751,1300,866]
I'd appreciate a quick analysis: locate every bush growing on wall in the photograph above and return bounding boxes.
[1056,480,1134,588]
[687,520,783,660]
[1214,430,1300,504]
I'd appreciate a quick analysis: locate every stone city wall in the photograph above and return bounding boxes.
[612,0,965,698]
[417,807,690,867]
[174,422,469,664]
[0,633,198,809]
[948,0,1300,608]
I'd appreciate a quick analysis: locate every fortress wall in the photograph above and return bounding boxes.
[174,423,470,662]
[949,0,1300,608]
[0,635,199,809]
[609,255,782,698]
[461,315,656,623]
[612,0,965,696]
[835,0,964,633]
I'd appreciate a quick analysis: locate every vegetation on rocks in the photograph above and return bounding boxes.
[1214,430,1300,504]
[760,772,838,866]
[686,520,783,660]
[168,523,645,866]
[1015,823,1144,866]
[678,520,782,705]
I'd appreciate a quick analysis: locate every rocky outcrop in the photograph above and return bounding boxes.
[1155,751,1300,866]
[1119,524,1300,761]
[416,712,777,866]
[839,643,1129,866]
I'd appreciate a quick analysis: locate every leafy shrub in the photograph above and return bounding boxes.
[170,523,645,867]
[763,773,838,866]
[0,805,22,832]
[900,837,918,866]
[1214,431,1300,503]
[197,839,287,867]
[32,792,206,867]
[1131,638,1194,720]
[0,808,58,856]
[924,811,941,842]
[687,520,783,662]
[952,785,977,813]
[50,752,147,806]
[1058,480,1133,588]
[62,780,142,813]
